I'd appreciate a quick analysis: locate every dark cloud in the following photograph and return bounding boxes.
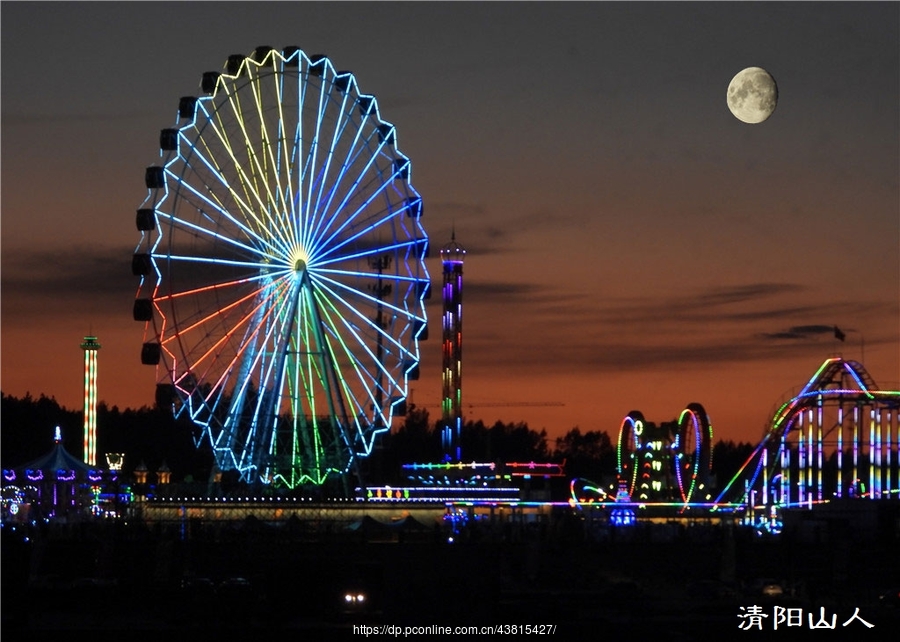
[427,203,586,253]
[453,278,894,376]
[468,332,854,376]
[588,283,812,328]
[1,245,135,321]
[760,324,843,341]
[425,202,519,255]
[696,283,807,306]
[461,281,588,311]
[2,245,134,298]
[440,280,866,336]
[789,324,840,334]
[723,306,822,321]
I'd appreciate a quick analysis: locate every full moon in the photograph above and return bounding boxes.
[726,67,778,124]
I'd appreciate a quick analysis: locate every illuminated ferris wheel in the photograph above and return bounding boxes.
[132,46,429,488]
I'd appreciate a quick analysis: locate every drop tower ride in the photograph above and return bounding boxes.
[80,335,101,466]
[440,233,466,462]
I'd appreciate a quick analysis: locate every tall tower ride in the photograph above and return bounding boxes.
[440,233,466,462]
[80,335,101,465]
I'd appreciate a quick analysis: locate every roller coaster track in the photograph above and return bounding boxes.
[715,357,900,508]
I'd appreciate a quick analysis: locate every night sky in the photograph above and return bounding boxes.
[2,2,897,447]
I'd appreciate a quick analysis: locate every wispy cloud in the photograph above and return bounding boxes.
[456,279,894,375]
[760,324,843,341]
[1,245,134,321]
[2,245,133,297]
[696,283,806,306]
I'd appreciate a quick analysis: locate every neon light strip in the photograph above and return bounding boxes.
[186,105,293,257]
[213,76,287,242]
[83,347,98,466]
[156,209,270,260]
[307,77,361,249]
[311,286,384,440]
[307,130,399,254]
[306,151,405,262]
[157,167,287,258]
[300,59,332,253]
[272,54,299,250]
[312,272,418,335]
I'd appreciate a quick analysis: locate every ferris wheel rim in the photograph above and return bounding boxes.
[134,46,429,487]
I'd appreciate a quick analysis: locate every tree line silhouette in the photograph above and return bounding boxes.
[1,393,754,490]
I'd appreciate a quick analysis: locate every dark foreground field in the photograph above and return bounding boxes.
[3,514,899,638]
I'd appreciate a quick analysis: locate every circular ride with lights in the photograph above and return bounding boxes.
[615,404,712,504]
[673,403,713,503]
[132,46,429,489]
[616,411,646,499]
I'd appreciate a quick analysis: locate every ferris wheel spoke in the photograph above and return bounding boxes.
[157,209,273,260]
[307,175,407,264]
[198,280,293,387]
[166,158,290,258]
[247,60,297,250]
[313,275,417,343]
[312,292,395,432]
[198,99,292,248]
[211,285,298,465]
[159,279,271,347]
[273,67,301,249]
[313,234,418,268]
[278,287,344,429]
[289,70,311,249]
[315,267,424,289]
[218,83,280,224]
[316,97,368,214]
[304,76,381,254]
[156,253,289,274]
[315,335,368,430]
[317,122,383,219]
[309,293,377,390]
[311,284,404,393]
[286,300,357,470]
[304,130,392,255]
[313,130,404,247]
[192,105,270,233]
[297,76,329,253]
[307,149,379,256]
[317,327,371,440]
[311,274,416,356]
[309,89,352,224]
[235,333,287,473]
[307,88,366,248]
[167,277,294,390]
[160,271,276,301]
